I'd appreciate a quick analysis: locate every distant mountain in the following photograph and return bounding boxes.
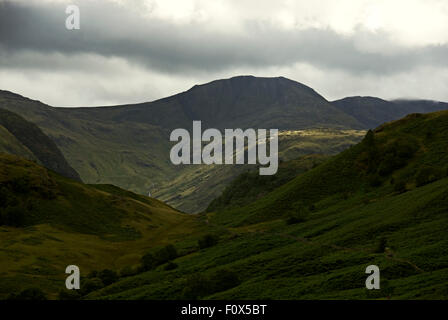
[99,76,363,130]
[2,76,447,212]
[0,76,365,212]
[332,96,448,128]
[0,108,81,181]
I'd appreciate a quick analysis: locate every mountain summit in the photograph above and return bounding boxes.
[83,76,363,130]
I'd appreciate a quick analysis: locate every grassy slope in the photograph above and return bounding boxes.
[0,108,81,181]
[0,125,37,162]
[0,153,204,299]
[155,129,365,213]
[0,78,364,213]
[87,111,448,300]
[206,154,329,212]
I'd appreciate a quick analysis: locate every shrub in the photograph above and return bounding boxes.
[154,244,178,263]
[119,266,138,278]
[97,269,118,286]
[141,244,178,271]
[198,234,219,249]
[141,252,157,271]
[80,278,104,295]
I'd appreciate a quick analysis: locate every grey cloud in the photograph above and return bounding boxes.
[2,0,448,77]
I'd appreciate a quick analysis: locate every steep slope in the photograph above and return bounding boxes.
[0,108,81,181]
[0,125,38,161]
[102,76,363,130]
[206,154,328,212]
[332,96,448,129]
[0,153,203,299]
[156,129,365,213]
[85,111,448,300]
[0,77,364,212]
[213,111,448,226]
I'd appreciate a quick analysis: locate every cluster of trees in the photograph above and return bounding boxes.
[59,268,120,300]
[140,244,178,271]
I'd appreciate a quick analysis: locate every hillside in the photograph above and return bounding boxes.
[157,129,365,213]
[206,154,329,212]
[332,96,448,129]
[0,108,81,181]
[82,111,448,300]
[2,78,447,213]
[0,153,203,299]
[98,76,363,130]
[0,77,365,212]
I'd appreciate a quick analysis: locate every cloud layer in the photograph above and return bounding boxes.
[1,0,448,106]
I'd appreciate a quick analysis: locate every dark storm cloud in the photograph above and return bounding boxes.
[1,0,448,76]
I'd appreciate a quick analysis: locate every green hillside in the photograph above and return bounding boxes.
[0,108,81,181]
[0,79,366,212]
[0,153,203,299]
[156,129,365,213]
[206,154,329,212]
[82,111,448,300]
[1,79,446,214]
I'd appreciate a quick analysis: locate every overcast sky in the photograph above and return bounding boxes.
[1,0,448,107]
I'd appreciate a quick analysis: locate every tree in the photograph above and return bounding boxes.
[363,130,375,148]
[97,269,118,286]
[141,244,178,271]
[141,252,157,271]
[80,278,104,296]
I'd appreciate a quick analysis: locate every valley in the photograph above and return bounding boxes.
[1,76,448,300]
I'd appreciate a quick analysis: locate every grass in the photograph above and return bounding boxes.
[1,111,447,300]
[0,153,204,299]
[80,111,448,300]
